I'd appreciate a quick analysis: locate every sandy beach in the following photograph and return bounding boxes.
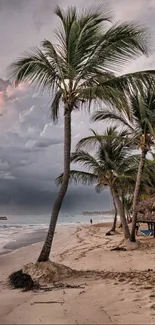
[1,223,155,324]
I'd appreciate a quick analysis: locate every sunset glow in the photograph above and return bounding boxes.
[0,91,5,105]
[0,82,28,106]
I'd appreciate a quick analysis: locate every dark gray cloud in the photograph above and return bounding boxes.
[0,0,155,213]
[0,80,107,212]
[0,179,111,214]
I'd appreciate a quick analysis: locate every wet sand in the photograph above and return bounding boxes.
[3,229,47,251]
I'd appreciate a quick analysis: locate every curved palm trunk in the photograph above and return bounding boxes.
[130,149,146,242]
[118,195,125,228]
[112,187,130,239]
[110,198,117,232]
[38,109,71,262]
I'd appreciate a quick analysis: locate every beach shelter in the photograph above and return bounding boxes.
[136,195,155,237]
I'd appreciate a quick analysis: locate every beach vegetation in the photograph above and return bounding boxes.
[92,84,155,242]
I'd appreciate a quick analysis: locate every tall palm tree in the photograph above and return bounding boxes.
[92,85,155,242]
[8,5,154,261]
[58,127,138,239]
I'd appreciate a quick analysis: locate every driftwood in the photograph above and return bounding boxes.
[31,300,64,305]
[39,282,86,292]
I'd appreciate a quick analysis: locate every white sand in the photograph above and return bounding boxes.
[1,223,155,324]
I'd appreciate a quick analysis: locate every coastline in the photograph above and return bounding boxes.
[1,229,47,255]
[0,214,114,255]
[1,222,155,324]
[0,223,78,257]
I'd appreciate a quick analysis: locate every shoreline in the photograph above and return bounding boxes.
[0,223,81,258]
[0,219,114,256]
[0,229,47,257]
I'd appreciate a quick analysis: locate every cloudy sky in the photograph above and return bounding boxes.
[0,0,154,215]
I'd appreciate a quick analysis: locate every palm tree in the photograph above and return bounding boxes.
[58,127,138,239]
[8,5,154,261]
[92,85,155,242]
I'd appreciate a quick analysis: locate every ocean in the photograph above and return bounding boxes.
[0,213,114,254]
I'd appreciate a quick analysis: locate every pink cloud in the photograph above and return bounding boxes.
[0,81,29,106]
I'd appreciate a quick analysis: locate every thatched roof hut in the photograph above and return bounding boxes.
[137,213,155,223]
[136,195,155,230]
[136,195,155,214]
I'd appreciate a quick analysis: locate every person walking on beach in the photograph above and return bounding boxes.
[90,219,93,225]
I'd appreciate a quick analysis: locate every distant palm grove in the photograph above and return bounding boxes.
[9,4,155,262]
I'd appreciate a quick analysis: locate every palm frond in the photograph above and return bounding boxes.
[79,22,151,80]
[76,126,130,151]
[71,151,101,172]
[55,6,77,45]
[79,71,155,117]
[95,181,108,193]
[51,90,62,123]
[78,79,127,112]
[8,47,59,92]
[56,169,98,186]
[95,22,151,72]
[75,130,104,151]
[55,5,111,70]
[91,109,134,131]
[41,39,69,81]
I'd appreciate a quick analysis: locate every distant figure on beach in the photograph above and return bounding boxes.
[90,219,93,225]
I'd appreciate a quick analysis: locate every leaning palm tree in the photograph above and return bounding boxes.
[8,5,155,261]
[92,84,155,242]
[57,127,138,239]
[119,157,155,222]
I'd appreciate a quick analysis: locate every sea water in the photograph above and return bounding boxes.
[0,213,113,253]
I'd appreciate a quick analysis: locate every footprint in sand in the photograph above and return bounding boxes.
[120,298,125,301]
[132,298,141,302]
[149,293,155,299]
[146,302,155,311]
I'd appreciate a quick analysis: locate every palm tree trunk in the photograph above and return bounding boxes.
[110,194,117,232]
[38,108,71,262]
[130,149,146,242]
[121,195,125,218]
[112,187,130,239]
